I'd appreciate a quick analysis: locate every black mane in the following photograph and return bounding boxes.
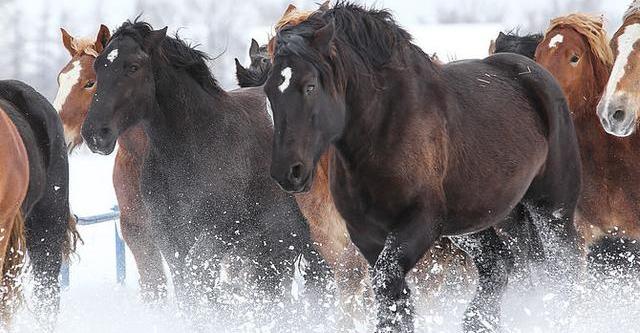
[275,2,430,88]
[111,20,222,94]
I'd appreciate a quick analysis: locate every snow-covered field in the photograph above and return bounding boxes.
[7,22,640,333]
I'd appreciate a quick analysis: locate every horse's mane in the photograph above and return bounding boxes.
[70,37,100,57]
[272,2,428,88]
[112,20,222,94]
[499,30,543,43]
[545,14,613,69]
[625,0,640,21]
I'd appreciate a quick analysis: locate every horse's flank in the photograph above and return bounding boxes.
[0,105,29,325]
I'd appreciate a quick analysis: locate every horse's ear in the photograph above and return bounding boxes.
[94,24,111,53]
[235,58,245,71]
[61,28,76,56]
[144,26,168,51]
[249,39,260,58]
[312,20,335,56]
[497,32,506,40]
[319,1,330,12]
[283,4,297,17]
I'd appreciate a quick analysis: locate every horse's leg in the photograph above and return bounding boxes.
[25,199,68,330]
[366,214,442,333]
[451,227,512,333]
[0,211,26,327]
[114,148,167,301]
[334,243,370,329]
[497,204,542,284]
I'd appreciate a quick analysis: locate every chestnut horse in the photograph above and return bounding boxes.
[54,26,167,299]
[268,4,471,329]
[235,39,272,87]
[266,3,582,332]
[0,80,74,329]
[598,1,640,137]
[0,105,28,327]
[534,14,640,269]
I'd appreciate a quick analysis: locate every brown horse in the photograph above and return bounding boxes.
[534,14,640,266]
[0,106,28,327]
[55,26,167,299]
[598,1,640,137]
[269,5,472,329]
[266,3,582,332]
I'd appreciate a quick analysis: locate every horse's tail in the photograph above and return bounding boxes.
[61,208,82,262]
[1,209,27,325]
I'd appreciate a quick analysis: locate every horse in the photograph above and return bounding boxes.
[81,20,328,321]
[265,3,583,332]
[235,39,272,87]
[534,14,640,271]
[490,31,542,59]
[0,80,75,330]
[266,4,472,330]
[0,102,28,327]
[598,1,640,137]
[54,25,168,300]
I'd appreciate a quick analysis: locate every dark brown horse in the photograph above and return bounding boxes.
[266,4,471,330]
[536,14,640,269]
[235,39,272,87]
[490,31,543,60]
[265,3,582,332]
[0,80,75,330]
[55,25,167,300]
[81,20,328,323]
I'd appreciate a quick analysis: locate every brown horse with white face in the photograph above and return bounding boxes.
[598,1,640,136]
[55,26,167,300]
[0,106,28,327]
[536,14,640,268]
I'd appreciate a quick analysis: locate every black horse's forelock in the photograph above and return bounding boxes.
[111,19,222,94]
[275,2,426,90]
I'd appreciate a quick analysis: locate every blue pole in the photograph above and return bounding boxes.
[115,221,126,285]
[60,262,70,288]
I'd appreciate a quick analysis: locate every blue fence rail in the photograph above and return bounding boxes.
[60,206,126,288]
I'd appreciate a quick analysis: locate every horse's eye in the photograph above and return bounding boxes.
[128,64,140,73]
[305,85,316,95]
[84,81,95,89]
[262,58,270,64]
[570,55,580,64]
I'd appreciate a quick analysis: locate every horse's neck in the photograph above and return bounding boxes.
[147,73,229,148]
[336,51,442,166]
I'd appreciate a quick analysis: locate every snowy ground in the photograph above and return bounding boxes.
[7,23,640,332]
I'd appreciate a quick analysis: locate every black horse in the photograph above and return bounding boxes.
[81,21,327,319]
[265,3,582,332]
[0,80,74,329]
[492,31,543,59]
[235,39,272,87]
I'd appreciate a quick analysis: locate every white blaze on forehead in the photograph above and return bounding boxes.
[107,49,119,63]
[53,60,81,113]
[549,34,564,48]
[265,97,274,126]
[279,67,292,92]
[600,24,640,110]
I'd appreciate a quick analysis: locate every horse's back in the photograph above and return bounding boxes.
[440,54,581,231]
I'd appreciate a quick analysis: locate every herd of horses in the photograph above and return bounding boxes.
[3,1,640,332]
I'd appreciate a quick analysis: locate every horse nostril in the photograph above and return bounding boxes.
[613,110,626,122]
[99,127,111,137]
[289,163,304,183]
